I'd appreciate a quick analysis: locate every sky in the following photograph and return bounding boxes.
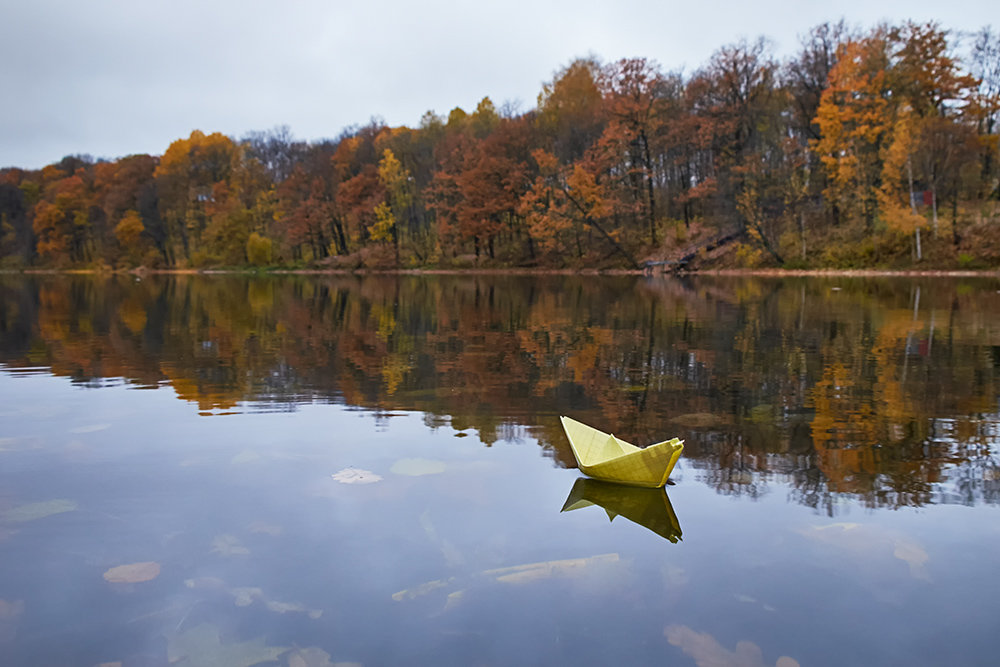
[1,0,995,169]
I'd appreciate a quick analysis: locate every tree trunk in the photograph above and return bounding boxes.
[907,157,922,261]
[640,130,657,245]
[799,210,807,261]
[951,194,959,247]
[931,186,938,234]
[906,157,917,214]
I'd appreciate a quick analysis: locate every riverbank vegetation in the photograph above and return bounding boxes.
[2,21,998,271]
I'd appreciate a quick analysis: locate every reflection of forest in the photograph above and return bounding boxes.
[1,274,999,511]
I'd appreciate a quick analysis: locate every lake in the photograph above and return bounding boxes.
[0,274,998,666]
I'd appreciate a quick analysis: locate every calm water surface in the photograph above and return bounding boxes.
[0,274,998,666]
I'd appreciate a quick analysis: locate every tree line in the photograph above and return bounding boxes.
[2,20,999,271]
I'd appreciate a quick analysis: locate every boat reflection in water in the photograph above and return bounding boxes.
[561,478,683,543]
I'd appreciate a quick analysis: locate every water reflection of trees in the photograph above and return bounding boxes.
[1,274,998,511]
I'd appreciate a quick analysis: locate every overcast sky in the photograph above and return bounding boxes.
[1,0,994,169]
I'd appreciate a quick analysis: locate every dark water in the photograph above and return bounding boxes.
[0,274,998,666]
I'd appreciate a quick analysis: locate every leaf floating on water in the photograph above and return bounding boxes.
[211,534,250,557]
[390,458,447,477]
[167,623,287,667]
[331,468,382,484]
[2,499,78,523]
[103,561,160,584]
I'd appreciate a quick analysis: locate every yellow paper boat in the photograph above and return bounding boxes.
[560,416,683,488]
[561,478,682,542]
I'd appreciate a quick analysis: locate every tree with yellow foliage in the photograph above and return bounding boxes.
[369,149,412,264]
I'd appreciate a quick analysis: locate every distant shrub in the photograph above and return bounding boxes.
[734,242,764,268]
[821,237,878,268]
[189,250,218,268]
[141,248,164,269]
[245,232,273,266]
[672,221,688,244]
[781,258,810,270]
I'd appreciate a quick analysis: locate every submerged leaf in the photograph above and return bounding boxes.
[287,649,361,667]
[185,577,227,591]
[331,468,382,484]
[893,539,931,581]
[103,561,160,584]
[390,458,447,476]
[393,553,622,608]
[230,450,262,465]
[186,576,322,618]
[486,553,620,584]
[248,522,283,536]
[665,624,800,667]
[2,499,78,523]
[167,623,287,667]
[391,578,453,602]
[231,587,264,607]
[211,534,250,557]
[287,647,336,667]
[69,423,111,434]
[0,599,24,620]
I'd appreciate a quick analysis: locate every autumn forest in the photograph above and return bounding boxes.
[2,21,999,271]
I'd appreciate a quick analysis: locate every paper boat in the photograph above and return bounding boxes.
[560,416,683,488]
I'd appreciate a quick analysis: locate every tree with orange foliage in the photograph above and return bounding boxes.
[815,24,978,259]
[428,116,535,262]
[155,130,237,263]
[520,148,639,267]
[813,32,896,230]
[93,154,161,265]
[32,167,94,264]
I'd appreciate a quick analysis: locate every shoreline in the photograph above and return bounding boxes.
[5,267,1000,278]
